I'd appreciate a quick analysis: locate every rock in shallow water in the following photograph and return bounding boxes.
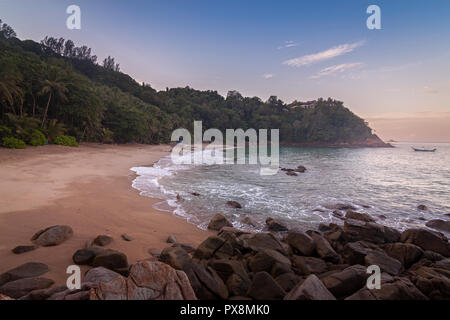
[425,219,450,232]
[208,214,233,231]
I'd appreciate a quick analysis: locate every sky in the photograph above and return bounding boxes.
[1,0,449,142]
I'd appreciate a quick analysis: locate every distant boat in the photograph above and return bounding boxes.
[412,147,436,152]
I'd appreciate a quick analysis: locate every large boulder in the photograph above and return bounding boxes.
[208,259,251,297]
[426,220,450,233]
[384,243,424,268]
[365,251,402,276]
[242,233,286,254]
[159,246,192,270]
[0,262,49,286]
[311,233,341,263]
[248,249,291,273]
[92,249,128,270]
[83,267,122,285]
[293,256,328,275]
[344,219,400,244]
[346,277,428,300]
[286,230,315,256]
[247,272,286,300]
[184,263,228,300]
[0,277,54,299]
[284,274,336,300]
[400,228,450,257]
[275,273,303,293]
[91,261,197,300]
[409,265,450,300]
[193,236,234,260]
[342,241,376,265]
[31,225,73,246]
[321,265,368,299]
[208,214,233,231]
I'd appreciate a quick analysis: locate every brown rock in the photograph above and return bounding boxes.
[159,246,192,270]
[0,262,49,286]
[121,234,133,241]
[227,201,242,209]
[242,232,286,254]
[344,219,400,244]
[248,249,291,273]
[73,247,105,265]
[321,265,367,298]
[184,263,228,300]
[31,225,73,247]
[240,216,257,227]
[0,277,54,299]
[12,245,38,255]
[286,230,315,256]
[92,249,128,270]
[293,256,328,275]
[83,267,122,285]
[275,273,303,292]
[93,235,113,247]
[384,243,423,268]
[417,205,428,211]
[0,294,14,300]
[311,233,341,263]
[342,241,374,265]
[284,274,336,300]
[193,236,234,260]
[345,210,376,222]
[426,219,450,232]
[265,217,288,232]
[208,214,233,231]
[400,228,450,257]
[365,251,403,276]
[247,272,285,300]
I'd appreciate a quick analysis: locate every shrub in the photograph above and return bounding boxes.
[53,135,78,147]
[2,137,26,149]
[0,125,12,139]
[27,129,47,146]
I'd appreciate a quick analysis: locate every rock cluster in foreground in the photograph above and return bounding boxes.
[1,215,449,300]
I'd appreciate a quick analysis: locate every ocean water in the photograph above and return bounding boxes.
[131,142,450,234]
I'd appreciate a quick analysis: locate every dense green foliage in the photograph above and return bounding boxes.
[53,135,78,147]
[2,136,26,149]
[0,19,375,147]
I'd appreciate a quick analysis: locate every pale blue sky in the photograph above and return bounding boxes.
[1,0,449,141]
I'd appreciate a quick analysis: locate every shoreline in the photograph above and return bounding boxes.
[0,144,211,286]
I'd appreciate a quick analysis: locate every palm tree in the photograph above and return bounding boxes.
[39,77,68,127]
[0,72,23,117]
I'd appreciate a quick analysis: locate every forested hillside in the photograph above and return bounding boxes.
[0,19,381,148]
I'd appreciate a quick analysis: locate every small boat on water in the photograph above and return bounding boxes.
[412,147,436,152]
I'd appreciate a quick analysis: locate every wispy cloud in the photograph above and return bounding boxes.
[277,41,298,50]
[423,85,439,94]
[283,41,365,67]
[263,73,274,79]
[311,62,364,79]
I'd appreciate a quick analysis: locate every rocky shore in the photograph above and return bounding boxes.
[1,211,449,300]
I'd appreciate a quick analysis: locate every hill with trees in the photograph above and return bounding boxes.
[0,19,387,148]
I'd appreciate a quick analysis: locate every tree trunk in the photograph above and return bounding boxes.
[41,92,52,128]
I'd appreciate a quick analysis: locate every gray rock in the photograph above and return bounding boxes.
[0,277,54,299]
[31,225,73,247]
[240,216,257,227]
[83,267,122,285]
[0,262,49,286]
[284,274,336,300]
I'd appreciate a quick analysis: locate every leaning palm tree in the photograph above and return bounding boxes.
[0,72,23,116]
[39,77,68,127]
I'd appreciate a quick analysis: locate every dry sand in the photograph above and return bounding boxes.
[0,144,210,286]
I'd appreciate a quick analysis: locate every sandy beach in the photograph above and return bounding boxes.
[0,144,210,286]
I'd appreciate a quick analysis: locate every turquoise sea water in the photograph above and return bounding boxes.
[131,142,450,234]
